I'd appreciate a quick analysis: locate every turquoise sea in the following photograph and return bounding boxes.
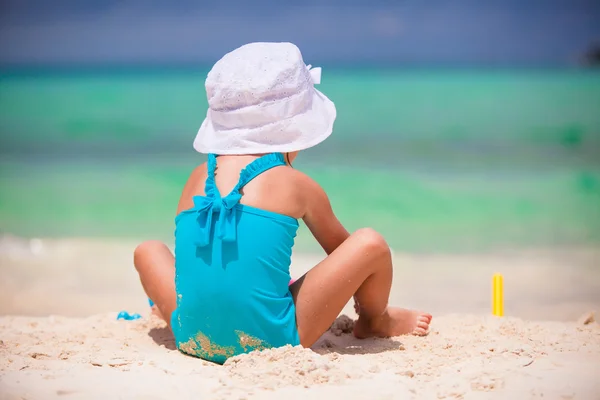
[1,68,599,253]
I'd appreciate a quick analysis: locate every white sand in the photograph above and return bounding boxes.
[1,313,598,399]
[1,236,600,399]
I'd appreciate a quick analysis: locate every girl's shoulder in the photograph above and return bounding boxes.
[276,168,331,213]
[265,165,323,193]
[184,162,208,184]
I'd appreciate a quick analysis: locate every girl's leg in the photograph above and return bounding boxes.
[133,240,177,326]
[290,228,432,347]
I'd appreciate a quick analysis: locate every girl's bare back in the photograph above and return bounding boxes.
[176,155,306,220]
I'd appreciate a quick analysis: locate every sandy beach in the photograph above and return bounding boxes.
[1,235,599,399]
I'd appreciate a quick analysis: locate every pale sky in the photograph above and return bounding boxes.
[1,0,599,66]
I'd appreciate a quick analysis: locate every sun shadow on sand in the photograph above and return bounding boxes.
[312,333,406,355]
[148,327,176,351]
[146,315,405,355]
[311,315,406,356]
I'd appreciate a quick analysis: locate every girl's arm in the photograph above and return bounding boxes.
[300,174,360,311]
[300,175,350,255]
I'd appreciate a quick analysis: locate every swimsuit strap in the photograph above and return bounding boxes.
[231,153,286,194]
[203,153,221,199]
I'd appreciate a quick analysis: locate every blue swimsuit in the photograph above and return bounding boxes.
[171,153,300,364]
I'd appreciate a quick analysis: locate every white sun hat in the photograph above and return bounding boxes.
[193,42,337,155]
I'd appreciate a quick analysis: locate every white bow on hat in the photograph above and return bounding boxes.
[306,64,322,85]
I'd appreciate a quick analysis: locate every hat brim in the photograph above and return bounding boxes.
[193,88,336,155]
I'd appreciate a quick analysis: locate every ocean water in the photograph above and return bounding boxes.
[1,68,599,253]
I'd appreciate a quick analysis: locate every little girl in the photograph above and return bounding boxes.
[134,42,432,364]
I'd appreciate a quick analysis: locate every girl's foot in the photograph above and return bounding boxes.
[353,307,432,338]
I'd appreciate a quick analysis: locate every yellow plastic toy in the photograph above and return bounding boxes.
[492,273,504,317]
